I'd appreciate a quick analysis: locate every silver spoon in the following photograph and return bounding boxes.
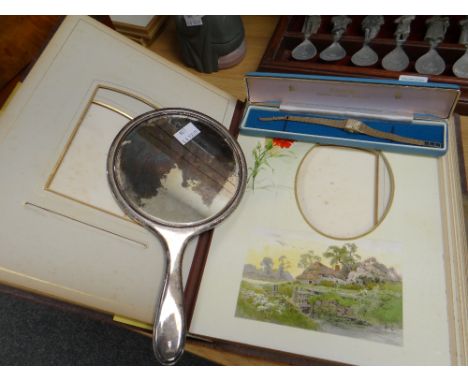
[415,16,449,75]
[382,16,415,71]
[453,17,468,78]
[320,15,352,61]
[292,16,321,60]
[351,16,384,67]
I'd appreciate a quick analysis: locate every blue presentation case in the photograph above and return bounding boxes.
[240,72,460,157]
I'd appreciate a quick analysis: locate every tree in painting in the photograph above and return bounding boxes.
[278,255,291,279]
[323,243,361,277]
[297,250,322,270]
[260,257,274,277]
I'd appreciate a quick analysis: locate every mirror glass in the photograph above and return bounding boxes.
[113,113,240,224]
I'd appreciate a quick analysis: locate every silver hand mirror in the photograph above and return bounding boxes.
[107,108,247,365]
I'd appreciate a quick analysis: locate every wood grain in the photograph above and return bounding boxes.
[0,16,63,90]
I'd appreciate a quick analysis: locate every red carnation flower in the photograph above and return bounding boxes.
[272,138,294,149]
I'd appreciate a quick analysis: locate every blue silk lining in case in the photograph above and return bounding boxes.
[241,107,446,156]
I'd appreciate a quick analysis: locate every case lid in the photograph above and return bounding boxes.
[245,72,460,121]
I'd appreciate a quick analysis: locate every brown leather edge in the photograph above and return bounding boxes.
[184,99,246,328]
[188,334,347,366]
[184,230,214,328]
[229,100,246,138]
[454,114,467,193]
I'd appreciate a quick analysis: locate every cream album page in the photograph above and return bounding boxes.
[0,16,237,323]
[190,133,455,365]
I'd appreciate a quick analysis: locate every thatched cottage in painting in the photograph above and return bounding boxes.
[296,261,344,285]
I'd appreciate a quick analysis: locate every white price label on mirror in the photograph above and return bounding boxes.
[174,122,201,145]
[184,16,204,27]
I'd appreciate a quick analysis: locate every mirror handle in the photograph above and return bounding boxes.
[152,229,189,365]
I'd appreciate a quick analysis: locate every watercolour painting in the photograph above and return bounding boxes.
[235,238,403,346]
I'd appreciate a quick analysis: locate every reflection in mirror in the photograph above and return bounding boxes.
[114,114,239,224]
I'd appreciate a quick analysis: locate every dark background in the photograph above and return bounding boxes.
[0,292,214,366]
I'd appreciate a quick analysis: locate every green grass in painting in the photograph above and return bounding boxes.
[308,292,355,308]
[308,282,402,328]
[236,280,402,332]
[277,282,295,298]
[358,286,403,327]
[235,281,319,330]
